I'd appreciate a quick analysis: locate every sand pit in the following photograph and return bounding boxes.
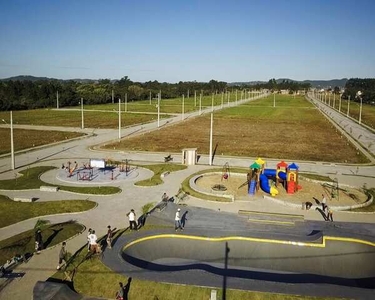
[194,173,368,207]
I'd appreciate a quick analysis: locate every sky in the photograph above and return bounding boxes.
[0,0,374,82]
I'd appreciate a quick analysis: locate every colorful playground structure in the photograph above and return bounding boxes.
[247,158,302,196]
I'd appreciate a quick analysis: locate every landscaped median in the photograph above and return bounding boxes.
[134,163,187,186]
[0,195,96,228]
[0,220,84,265]
[0,166,121,195]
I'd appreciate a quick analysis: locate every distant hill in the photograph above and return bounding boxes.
[0,75,97,84]
[230,78,348,88]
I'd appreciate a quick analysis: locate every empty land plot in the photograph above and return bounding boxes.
[337,99,375,130]
[0,109,165,129]
[0,128,83,155]
[106,95,368,163]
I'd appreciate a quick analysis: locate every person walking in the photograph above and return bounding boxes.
[175,208,183,231]
[327,206,334,222]
[35,229,43,254]
[57,242,67,270]
[106,225,113,249]
[116,282,125,300]
[321,194,327,212]
[127,209,137,230]
[88,230,98,253]
[87,228,92,252]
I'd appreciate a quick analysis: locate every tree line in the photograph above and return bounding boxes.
[0,76,312,111]
[342,78,375,104]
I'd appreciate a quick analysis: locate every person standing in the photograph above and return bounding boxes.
[321,194,327,212]
[88,230,98,253]
[87,228,92,252]
[175,208,183,231]
[327,207,334,222]
[116,282,125,300]
[127,209,137,230]
[57,242,67,270]
[106,225,113,249]
[35,229,43,254]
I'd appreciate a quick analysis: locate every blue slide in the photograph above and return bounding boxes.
[260,169,279,196]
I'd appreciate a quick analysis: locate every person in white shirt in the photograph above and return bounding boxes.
[88,230,98,253]
[127,209,137,230]
[175,208,183,231]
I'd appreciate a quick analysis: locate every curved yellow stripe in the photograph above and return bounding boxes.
[123,234,375,251]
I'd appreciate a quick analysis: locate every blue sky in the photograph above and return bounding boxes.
[0,0,374,82]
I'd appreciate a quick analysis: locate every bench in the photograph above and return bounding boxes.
[13,197,34,202]
[175,191,188,204]
[40,186,59,192]
[164,155,173,162]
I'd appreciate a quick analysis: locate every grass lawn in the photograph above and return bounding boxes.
[0,128,84,155]
[350,188,375,212]
[337,99,375,130]
[0,195,95,228]
[0,109,168,129]
[299,173,333,182]
[0,166,121,195]
[102,95,368,163]
[49,226,338,300]
[0,220,83,265]
[134,163,187,186]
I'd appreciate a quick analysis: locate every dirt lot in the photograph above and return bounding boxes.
[105,97,367,163]
[195,173,367,207]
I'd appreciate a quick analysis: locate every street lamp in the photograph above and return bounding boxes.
[1,111,15,170]
[357,91,363,125]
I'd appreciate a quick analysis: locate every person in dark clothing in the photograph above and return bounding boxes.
[305,201,313,210]
[35,229,43,254]
[57,242,67,270]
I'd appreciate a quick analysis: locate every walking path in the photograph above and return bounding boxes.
[0,92,375,299]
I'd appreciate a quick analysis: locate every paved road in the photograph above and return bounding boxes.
[0,92,375,299]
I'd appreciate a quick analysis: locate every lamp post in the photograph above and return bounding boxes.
[182,94,185,120]
[157,92,160,127]
[209,113,213,166]
[1,111,15,170]
[199,93,202,115]
[347,95,351,117]
[357,91,363,125]
[273,93,276,108]
[80,98,84,129]
[118,98,121,139]
[339,93,342,112]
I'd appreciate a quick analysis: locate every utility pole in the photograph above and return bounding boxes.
[56,91,59,109]
[182,94,185,120]
[149,90,151,105]
[194,90,197,107]
[118,98,121,139]
[157,92,160,127]
[187,89,189,99]
[10,111,15,170]
[81,98,84,129]
[273,93,276,108]
[235,90,238,105]
[339,94,342,112]
[211,93,214,112]
[209,113,213,166]
[347,95,351,117]
[199,93,202,115]
[112,89,114,104]
[221,92,224,108]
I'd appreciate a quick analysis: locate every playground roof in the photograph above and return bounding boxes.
[288,163,299,170]
[255,158,265,165]
[277,161,288,168]
[250,162,261,169]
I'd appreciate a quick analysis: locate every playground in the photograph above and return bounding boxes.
[193,160,368,208]
[55,159,139,184]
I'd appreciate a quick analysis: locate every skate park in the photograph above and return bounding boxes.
[1,92,375,300]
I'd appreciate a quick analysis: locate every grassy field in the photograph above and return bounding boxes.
[135,163,187,186]
[350,188,375,212]
[0,109,167,129]
[0,195,95,228]
[49,226,337,300]
[0,166,121,195]
[0,128,84,155]
[0,220,83,265]
[336,99,375,130]
[102,95,368,163]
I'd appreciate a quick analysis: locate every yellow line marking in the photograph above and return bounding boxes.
[238,210,304,219]
[247,219,295,226]
[123,234,375,251]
